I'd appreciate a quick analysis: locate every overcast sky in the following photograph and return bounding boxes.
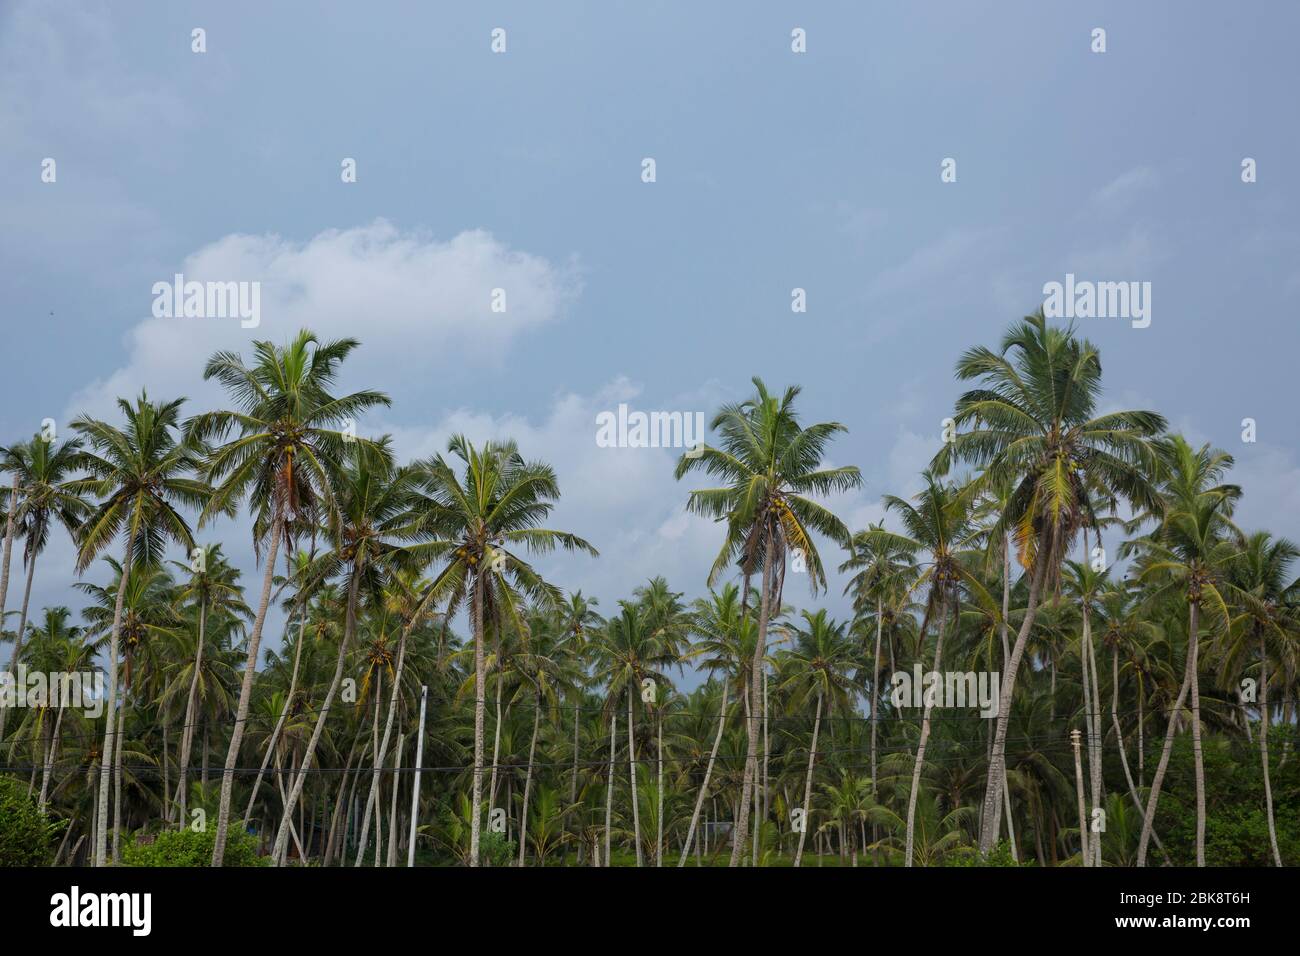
[2,1,1298,671]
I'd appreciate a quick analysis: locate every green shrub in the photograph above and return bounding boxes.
[0,775,57,866]
[121,826,266,867]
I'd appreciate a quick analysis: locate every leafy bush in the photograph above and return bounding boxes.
[0,776,56,866]
[121,827,266,867]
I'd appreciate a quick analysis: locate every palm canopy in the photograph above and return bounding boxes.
[932,311,1166,576]
[3,434,92,565]
[777,609,859,713]
[186,329,392,549]
[69,392,210,573]
[675,377,862,594]
[405,434,597,635]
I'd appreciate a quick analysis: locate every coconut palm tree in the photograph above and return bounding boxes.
[168,542,249,825]
[882,472,995,866]
[676,378,861,864]
[932,312,1166,854]
[405,435,596,866]
[70,393,208,867]
[1125,435,1239,866]
[841,524,918,800]
[778,609,858,866]
[187,329,392,864]
[1222,531,1299,866]
[0,434,90,746]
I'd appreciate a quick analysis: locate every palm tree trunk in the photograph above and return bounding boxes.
[1188,601,1205,867]
[39,702,65,811]
[212,501,283,866]
[244,580,310,826]
[627,689,643,866]
[570,702,580,806]
[905,598,947,867]
[386,734,403,867]
[979,545,1049,855]
[604,705,616,866]
[13,552,37,666]
[94,518,138,868]
[1110,644,1170,863]
[488,669,504,817]
[176,599,206,826]
[469,570,486,867]
[1259,630,1282,866]
[355,619,414,865]
[793,691,823,867]
[871,597,882,795]
[1071,730,1089,865]
[516,691,542,866]
[1136,607,1196,866]
[112,693,126,863]
[730,534,774,866]
[679,684,728,865]
[271,561,357,863]
[656,708,664,867]
[1079,604,1101,864]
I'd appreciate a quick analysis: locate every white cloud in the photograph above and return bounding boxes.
[1091,166,1159,214]
[67,220,581,418]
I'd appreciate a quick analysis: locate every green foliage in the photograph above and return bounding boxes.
[0,776,57,867]
[944,840,1023,867]
[121,827,266,867]
[477,829,516,868]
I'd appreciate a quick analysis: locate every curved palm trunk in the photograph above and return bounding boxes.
[39,702,66,811]
[730,539,775,866]
[176,600,206,826]
[978,549,1048,855]
[245,585,310,826]
[94,519,138,868]
[793,691,823,867]
[271,563,357,863]
[1111,644,1170,863]
[1259,630,1282,866]
[1079,604,1102,865]
[871,598,882,794]
[469,571,486,867]
[355,623,413,865]
[627,690,643,866]
[905,599,947,867]
[13,552,37,666]
[679,685,728,866]
[212,504,283,866]
[516,692,542,866]
[1136,605,1196,866]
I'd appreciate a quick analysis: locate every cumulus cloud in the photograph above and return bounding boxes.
[67,220,581,417]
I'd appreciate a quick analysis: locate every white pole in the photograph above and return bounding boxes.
[407,685,428,867]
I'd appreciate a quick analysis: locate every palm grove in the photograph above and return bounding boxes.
[0,316,1296,868]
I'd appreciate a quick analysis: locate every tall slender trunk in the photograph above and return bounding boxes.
[271,562,358,863]
[679,684,728,865]
[627,689,643,866]
[386,734,403,867]
[979,546,1049,855]
[176,600,206,826]
[871,600,882,794]
[245,570,310,826]
[1080,603,1102,864]
[112,691,126,863]
[905,597,948,867]
[1259,630,1282,866]
[212,501,283,866]
[604,705,616,866]
[94,518,138,868]
[1188,600,1205,867]
[1111,644,1169,863]
[656,708,664,867]
[13,552,37,667]
[793,691,823,867]
[730,533,774,866]
[356,618,415,865]
[516,691,542,866]
[488,668,504,816]
[469,570,486,867]
[570,702,580,806]
[1136,605,1196,866]
[39,703,65,811]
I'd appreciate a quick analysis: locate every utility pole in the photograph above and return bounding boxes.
[407,686,427,867]
[1071,728,1090,867]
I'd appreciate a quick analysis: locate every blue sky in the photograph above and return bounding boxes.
[2,1,1298,660]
